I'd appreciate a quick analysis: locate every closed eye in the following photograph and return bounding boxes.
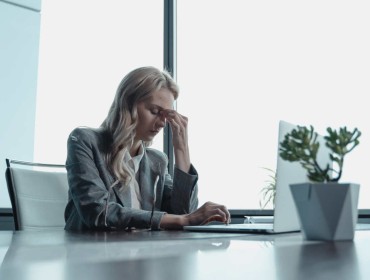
[150,109,160,115]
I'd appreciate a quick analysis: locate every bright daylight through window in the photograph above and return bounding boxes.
[177,0,370,209]
[35,1,163,166]
[14,0,370,211]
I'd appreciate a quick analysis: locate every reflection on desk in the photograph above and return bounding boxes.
[1,229,370,280]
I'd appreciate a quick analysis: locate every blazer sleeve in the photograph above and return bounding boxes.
[65,128,165,230]
[161,164,199,214]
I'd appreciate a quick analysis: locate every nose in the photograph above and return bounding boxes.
[159,115,166,127]
[156,113,166,129]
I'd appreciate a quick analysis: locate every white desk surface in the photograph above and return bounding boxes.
[1,228,370,280]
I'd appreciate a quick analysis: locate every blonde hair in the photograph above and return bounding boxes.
[101,66,179,185]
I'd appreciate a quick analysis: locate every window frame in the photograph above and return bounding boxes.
[163,0,176,177]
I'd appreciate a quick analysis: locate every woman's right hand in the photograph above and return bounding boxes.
[184,201,231,226]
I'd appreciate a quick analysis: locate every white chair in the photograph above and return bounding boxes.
[5,158,68,231]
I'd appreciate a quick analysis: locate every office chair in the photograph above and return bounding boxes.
[5,158,69,231]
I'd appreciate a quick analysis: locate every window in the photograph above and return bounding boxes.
[4,0,369,211]
[35,0,164,164]
[177,0,370,209]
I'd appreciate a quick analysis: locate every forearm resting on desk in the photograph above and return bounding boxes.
[159,202,231,229]
[159,214,187,230]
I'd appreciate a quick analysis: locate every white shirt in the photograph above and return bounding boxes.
[123,145,144,209]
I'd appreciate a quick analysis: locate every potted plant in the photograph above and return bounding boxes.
[259,167,276,209]
[279,125,361,241]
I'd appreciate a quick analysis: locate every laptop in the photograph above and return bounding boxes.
[184,120,331,234]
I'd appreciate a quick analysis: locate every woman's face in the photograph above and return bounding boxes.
[135,88,175,142]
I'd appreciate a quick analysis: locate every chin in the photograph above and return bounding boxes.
[143,135,155,142]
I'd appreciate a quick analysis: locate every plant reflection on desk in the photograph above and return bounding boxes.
[274,241,360,280]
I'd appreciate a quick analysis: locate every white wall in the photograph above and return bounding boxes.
[0,0,41,207]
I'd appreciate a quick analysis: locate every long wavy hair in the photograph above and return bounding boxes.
[101,66,179,186]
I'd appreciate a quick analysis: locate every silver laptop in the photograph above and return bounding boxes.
[184,120,331,234]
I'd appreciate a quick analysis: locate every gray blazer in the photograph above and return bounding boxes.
[64,127,199,231]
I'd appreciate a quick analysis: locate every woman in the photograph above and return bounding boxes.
[64,66,230,231]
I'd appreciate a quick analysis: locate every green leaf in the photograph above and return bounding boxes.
[280,125,361,182]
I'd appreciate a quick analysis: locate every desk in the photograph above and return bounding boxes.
[1,229,370,280]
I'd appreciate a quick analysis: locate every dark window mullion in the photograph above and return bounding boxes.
[163,0,176,176]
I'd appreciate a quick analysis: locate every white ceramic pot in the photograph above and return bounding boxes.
[290,183,360,241]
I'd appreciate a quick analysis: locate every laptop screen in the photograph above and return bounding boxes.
[273,120,331,232]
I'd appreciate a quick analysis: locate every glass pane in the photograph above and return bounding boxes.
[0,2,40,208]
[35,0,163,164]
[177,0,370,209]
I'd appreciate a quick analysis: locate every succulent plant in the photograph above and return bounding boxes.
[279,125,361,183]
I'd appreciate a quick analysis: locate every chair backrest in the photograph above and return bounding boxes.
[5,159,68,231]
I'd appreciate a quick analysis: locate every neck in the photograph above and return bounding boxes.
[130,140,142,157]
